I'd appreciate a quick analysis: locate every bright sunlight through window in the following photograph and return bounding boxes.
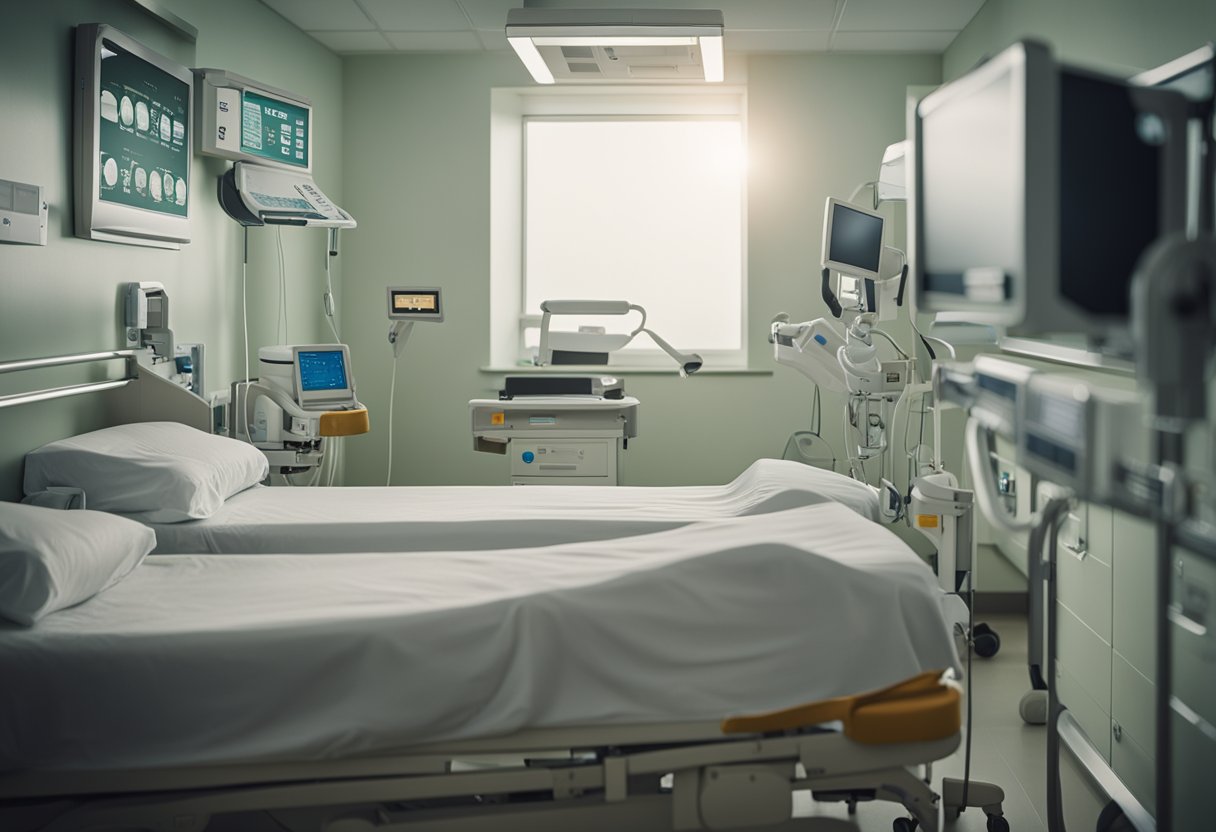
[523,118,746,359]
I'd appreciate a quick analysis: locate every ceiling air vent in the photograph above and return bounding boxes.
[506,8,725,85]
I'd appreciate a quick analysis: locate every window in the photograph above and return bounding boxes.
[490,88,747,369]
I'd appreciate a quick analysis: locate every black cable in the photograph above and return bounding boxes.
[813,384,822,435]
[961,575,975,812]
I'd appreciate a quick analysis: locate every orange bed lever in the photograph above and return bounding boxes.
[720,669,961,745]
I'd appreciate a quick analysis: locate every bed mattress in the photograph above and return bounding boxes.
[0,503,959,773]
[145,458,881,554]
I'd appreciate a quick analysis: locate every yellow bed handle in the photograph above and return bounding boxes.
[721,669,961,745]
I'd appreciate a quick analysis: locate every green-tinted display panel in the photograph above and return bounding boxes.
[241,90,309,168]
[97,39,189,216]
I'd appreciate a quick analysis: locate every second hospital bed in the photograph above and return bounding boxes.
[23,422,882,553]
[0,502,1005,832]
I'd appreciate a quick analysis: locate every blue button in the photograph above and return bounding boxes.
[813,334,828,345]
[522,451,535,464]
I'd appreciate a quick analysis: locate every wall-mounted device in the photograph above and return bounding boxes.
[387,287,443,358]
[0,178,48,246]
[820,197,906,322]
[125,281,173,360]
[74,24,193,249]
[195,68,354,229]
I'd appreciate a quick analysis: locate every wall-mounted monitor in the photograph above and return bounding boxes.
[387,287,444,322]
[74,24,192,248]
[195,69,312,173]
[822,197,884,281]
[911,40,1189,341]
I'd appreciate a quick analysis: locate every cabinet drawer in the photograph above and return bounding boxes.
[1110,728,1155,816]
[1112,513,1157,680]
[1111,652,1155,759]
[1171,548,1216,730]
[1058,542,1112,643]
[1058,601,1112,713]
[1056,661,1111,762]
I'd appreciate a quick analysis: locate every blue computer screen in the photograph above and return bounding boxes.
[297,350,348,391]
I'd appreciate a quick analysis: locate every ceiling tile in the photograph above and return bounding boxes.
[454,0,519,30]
[307,30,394,52]
[383,31,485,51]
[359,0,470,31]
[262,0,374,32]
[830,30,959,52]
[475,28,509,51]
[728,30,833,53]
[836,0,985,33]
[718,0,839,31]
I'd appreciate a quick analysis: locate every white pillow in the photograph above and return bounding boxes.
[0,502,155,626]
[24,422,269,523]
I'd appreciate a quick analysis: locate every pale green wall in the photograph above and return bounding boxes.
[339,52,941,487]
[0,0,343,500]
[945,0,1216,80]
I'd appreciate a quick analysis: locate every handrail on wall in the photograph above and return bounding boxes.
[0,350,139,410]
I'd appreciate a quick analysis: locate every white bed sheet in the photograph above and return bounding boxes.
[145,458,881,554]
[0,503,960,773]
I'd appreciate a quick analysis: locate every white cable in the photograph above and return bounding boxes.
[386,357,399,486]
[276,226,288,344]
[323,234,341,343]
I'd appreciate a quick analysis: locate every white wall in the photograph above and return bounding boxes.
[0,0,344,499]
[340,51,941,487]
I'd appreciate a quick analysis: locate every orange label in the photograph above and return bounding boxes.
[916,515,940,529]
[490,412,505,425]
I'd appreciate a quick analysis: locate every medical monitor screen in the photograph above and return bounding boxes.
[826,202,883,276]
[97,39,189,217]
[297,350,349,392]
[388,287,444,322]
[241,90,309,169]
[393,291,439,314]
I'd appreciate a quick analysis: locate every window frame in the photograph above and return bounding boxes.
[489,86,749,372]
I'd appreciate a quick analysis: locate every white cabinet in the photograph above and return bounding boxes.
[1055,506,1158,814]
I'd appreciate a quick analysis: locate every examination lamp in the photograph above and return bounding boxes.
[537,300,703,376]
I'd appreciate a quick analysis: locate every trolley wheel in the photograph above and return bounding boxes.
[892,818,918,832]
[972,623,1001,659]
[986,815,1010,832]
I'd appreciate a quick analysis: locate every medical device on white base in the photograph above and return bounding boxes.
[537,300,703,376]
[769,314,848,393]
[470,395,639,485]
[195,68,354,230]
[234,344,369,475]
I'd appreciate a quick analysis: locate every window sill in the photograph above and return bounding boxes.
[479,365,772,377]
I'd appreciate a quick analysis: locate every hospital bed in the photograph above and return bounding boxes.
[21,420,881,554]
[144,457,881,554]
[0,503,1005,832]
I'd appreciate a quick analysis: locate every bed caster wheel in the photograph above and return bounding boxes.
[986,814,1010,832]
[1019,689,1048,725]
[972,623,1001,659]
[892,817,918,832]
